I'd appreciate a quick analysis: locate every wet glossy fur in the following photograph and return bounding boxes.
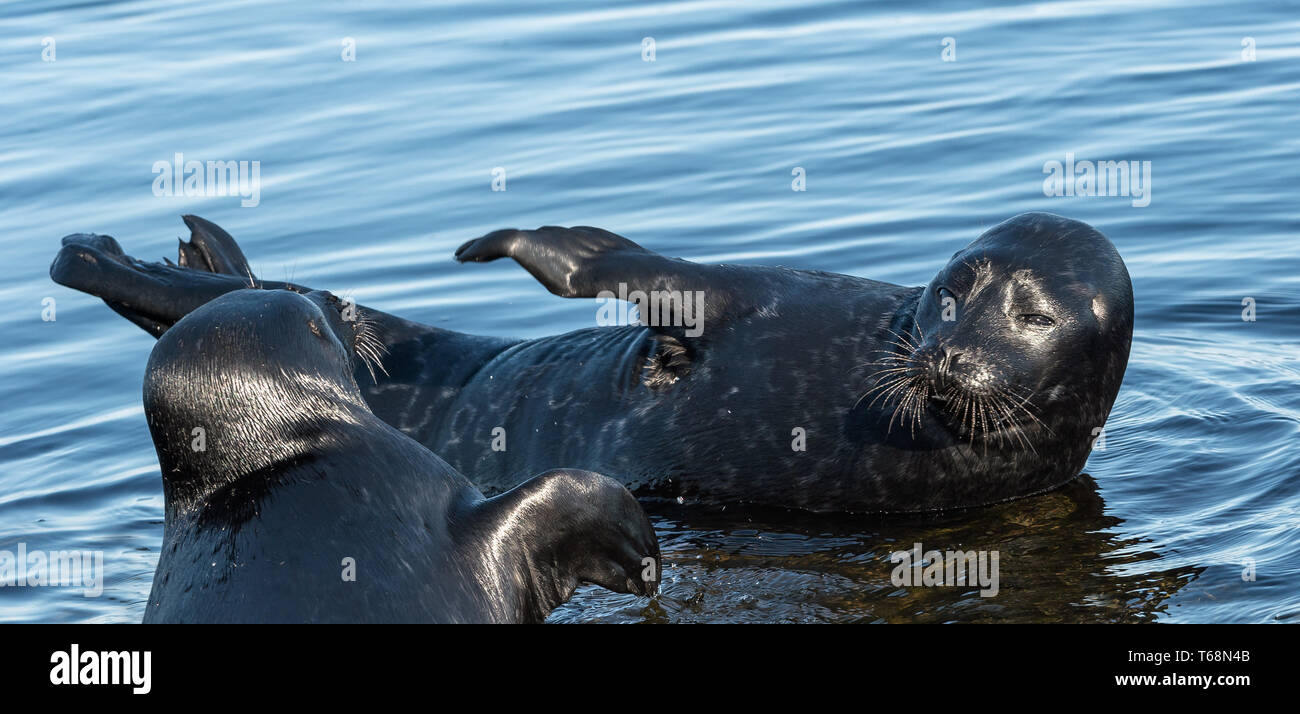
[139,289,658,623]
[52,213,1133,513]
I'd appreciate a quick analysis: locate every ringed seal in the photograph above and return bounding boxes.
[139,287,659,623]
[52,212,1133,513]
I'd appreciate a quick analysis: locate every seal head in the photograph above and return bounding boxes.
[879,212,1133,469]
[143,289,379,514]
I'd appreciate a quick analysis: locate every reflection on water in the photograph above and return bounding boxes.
[554,476,1201,623]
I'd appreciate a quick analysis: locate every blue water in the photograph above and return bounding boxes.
[1,0,1297,623]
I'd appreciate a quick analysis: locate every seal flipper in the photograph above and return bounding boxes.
[455,225,762,338]
[51,230,299,338]
[177,214,256,279]
[457,469,660,621]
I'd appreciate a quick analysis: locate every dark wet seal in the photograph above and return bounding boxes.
[138,289,658,623]
[52,211,1132,514]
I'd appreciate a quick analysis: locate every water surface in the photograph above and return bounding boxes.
[1,0,1297,623]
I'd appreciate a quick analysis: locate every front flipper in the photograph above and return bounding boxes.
[455,225,762,338]
[456,469,660,622]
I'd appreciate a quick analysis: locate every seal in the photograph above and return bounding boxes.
[52,212,1133,513]
[138,287,659,623]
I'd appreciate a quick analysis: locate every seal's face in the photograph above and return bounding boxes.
[299,290,388,383]
[153,288,381,388]
[867,213,1133,450]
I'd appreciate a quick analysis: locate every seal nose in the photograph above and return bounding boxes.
[926,347,966,389]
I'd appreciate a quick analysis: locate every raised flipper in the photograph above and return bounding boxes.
[174,214,255,278]
[457,469,660,620]
[51,216,302,337]
[455,225,763,338]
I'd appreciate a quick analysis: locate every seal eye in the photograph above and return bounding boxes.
[936,286,956,302]
[1018,313,1055,328]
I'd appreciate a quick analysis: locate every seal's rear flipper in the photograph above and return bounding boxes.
[177,214,256,279]
[51,218,298,338]
[51,234,271,337]
[455,225,765,339]
[460,469,660,617]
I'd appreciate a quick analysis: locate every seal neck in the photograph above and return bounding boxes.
[145,362,371,519]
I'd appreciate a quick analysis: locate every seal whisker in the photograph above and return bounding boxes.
[352,312,390,382]
[988,391,1037,454]
[976,394,992,454]
[862,366,914,378]
[950,386,973,440]
[891,380,918,435]
[878,338,918,356]
[882,327,919,349]
[999,386,1051,435]
[854,374,904,410]
[904,379,929,438]
[862,373,915,411]
[885,374,924,435]
[994,394,1023,450]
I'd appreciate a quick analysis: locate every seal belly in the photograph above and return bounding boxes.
[432,325,655,494]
